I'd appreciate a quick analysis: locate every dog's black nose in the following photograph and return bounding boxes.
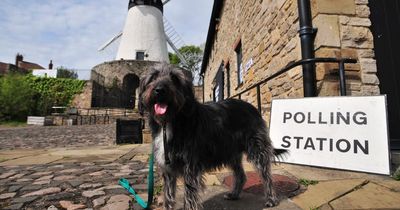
[154,86,165,95]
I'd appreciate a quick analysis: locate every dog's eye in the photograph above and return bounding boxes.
[146,72,159,86]
[170,72,183,86]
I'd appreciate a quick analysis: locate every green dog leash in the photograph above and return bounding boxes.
[119,149,154,209]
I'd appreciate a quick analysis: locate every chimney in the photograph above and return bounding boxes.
[15,53,23,66]
[49,60,53,70]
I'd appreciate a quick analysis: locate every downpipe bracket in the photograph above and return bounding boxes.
[298,27,318,38]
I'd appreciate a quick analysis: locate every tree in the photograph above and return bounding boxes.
[0,74,35,121]
[57,66,78,79]
[169,45,203,85]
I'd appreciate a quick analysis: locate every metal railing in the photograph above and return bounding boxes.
[230,57,357,113]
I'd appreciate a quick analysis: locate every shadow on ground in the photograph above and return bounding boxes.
[174,185,303,210]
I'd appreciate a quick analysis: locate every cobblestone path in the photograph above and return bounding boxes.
[0,125,115,150]
[0,125,161,210]
[0,155,160,210]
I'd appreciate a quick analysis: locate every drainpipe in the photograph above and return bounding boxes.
[297,0,317,97]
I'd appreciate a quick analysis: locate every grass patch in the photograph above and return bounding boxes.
[0,120,26,127]
[394,173,400,181]
[154,185,163,195]
[298,178,319,187]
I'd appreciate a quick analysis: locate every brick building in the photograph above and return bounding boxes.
[0,54,45,76]
[201,0,400,149]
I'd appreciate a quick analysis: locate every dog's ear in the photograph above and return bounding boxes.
[170,68,195,102]
[138,69,159,115]
[138,94,145,116]
[170,68,193,87]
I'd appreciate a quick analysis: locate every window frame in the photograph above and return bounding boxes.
[136,51,145,60]
[235,41,243,86]
[213,63,225,102]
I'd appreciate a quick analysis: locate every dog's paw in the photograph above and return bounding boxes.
[223,193,240,200]
[264,197,279,208]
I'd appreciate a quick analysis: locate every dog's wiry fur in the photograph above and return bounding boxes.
[139,64,287,210]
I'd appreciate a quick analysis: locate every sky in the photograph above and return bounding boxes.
[0,0,213,78]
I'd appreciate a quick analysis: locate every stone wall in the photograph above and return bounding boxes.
[203,0,378,122]
[71,81,92,109]
[312,0,379,96]
[91,60,158,108]
[193,86,204,103]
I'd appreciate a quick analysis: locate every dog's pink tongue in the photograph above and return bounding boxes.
[154,103,168,116]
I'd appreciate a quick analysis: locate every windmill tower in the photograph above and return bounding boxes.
[99,0,188,65]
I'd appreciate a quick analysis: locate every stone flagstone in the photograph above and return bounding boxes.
[292,179,367,209]
[92,196,107,207]
[59,200,86,210]
[0,172,16,179]
[0,192,16,200]
[8,173,25,180]
[22,187,61,197]
[100,194,131,210]
[33,179,51,185]
[36,175,54,181]
[204,174,221,186]
[82,190,105,198]
[0,154,63,166]
[330,182,400,209]
[79,183,103,190]
[375,180,400,192]
[54,175,75,181]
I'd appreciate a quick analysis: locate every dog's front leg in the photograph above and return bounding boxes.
[163,172,177,210]
[183,169,204,210]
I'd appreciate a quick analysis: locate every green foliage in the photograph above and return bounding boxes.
[154,185,163,195]
[0,120,26,127]
[0,74,35,121]
[298,178,319,187]
[25,75,85,115]
[169,45,203,84]
[393,168,400,181]
[57,66,78,79]
[0,74,85,121]
[169,52,180,65]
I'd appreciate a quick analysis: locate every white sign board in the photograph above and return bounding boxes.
[270,96,390,175]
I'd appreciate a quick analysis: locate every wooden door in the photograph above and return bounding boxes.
[369,0,400,149]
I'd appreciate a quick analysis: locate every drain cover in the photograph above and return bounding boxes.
[223,172,299,196]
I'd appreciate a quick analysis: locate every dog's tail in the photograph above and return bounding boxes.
[273,149,289,162]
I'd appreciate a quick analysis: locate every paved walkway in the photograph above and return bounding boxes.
[1,125,400,210]
[0,143,157,210]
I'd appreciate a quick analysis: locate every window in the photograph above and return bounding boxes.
[213,64,224,102]
[136,51,145,60]
[235,41,243,85]
[225,62,231,98]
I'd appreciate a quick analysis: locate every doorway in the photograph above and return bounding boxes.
[369,0,400,149]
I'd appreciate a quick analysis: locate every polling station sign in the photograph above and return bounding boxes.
[269,95,390,175]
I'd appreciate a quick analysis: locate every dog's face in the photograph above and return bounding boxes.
[139,64,193,123]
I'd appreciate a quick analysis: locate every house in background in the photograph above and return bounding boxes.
[32,60,58,78]
[201,0,400,150]
[15,54,45,71]
[0,53,46,76]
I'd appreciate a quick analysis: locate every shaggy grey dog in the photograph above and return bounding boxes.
[139,64,286,210]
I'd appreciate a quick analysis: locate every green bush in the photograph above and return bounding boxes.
[0,74,86,121]
[25,75,85,115]
[0,74,35,121]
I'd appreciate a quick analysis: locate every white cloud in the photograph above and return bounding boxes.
[0,0,213,70]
